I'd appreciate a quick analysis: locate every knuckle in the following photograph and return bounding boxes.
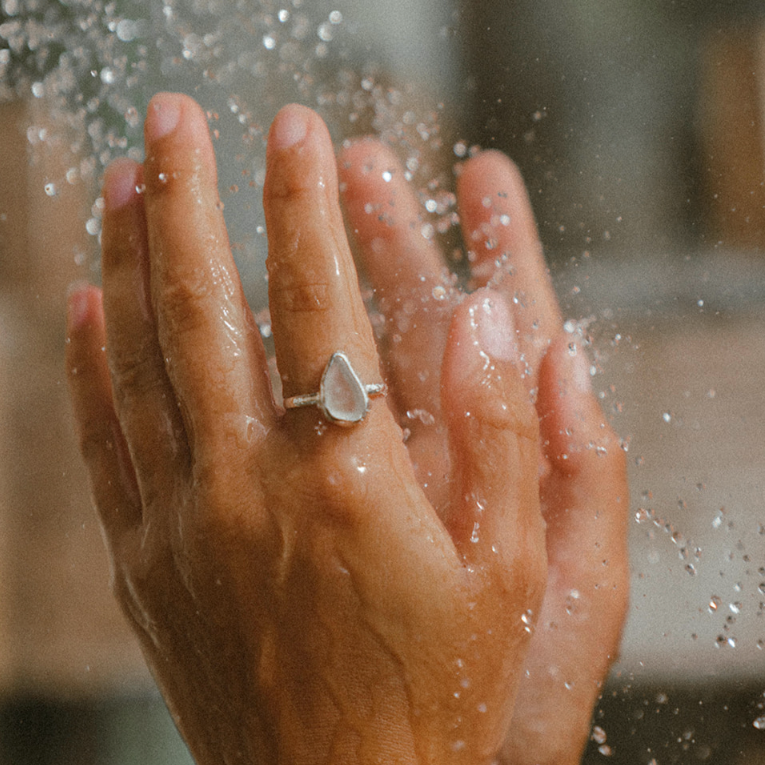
[109,339,165,399]
[158,270,213,335]
[268,167,322,204]
[272,279,331,315]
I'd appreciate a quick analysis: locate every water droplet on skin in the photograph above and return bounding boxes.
[451,740,465,752]
[754,716,765,730]
[708,596,721,612]
[44,182,56,196]
[565,589,581,615]
[158,172,168,184]
[431,285,447,300]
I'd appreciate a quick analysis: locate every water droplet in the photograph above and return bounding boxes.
[591,725,607,745]
[753,716,765,730]
[662,412,672,423]
[382,170,393,182]
[708,596,721,612]
[278,9,290,22]
[124,106,140,128]
[329,10,343,24]
[565,589,581,615]
[431,285,447,300]
[317,22,333,42]
[263,34,276,50]
[405,409,435,426]
[158,172,168,184]
[44,182,56,196]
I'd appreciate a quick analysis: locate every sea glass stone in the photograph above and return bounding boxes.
[320,352,369,424]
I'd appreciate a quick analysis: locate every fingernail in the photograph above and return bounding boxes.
[67,282,91,329]
[568,341,592,393]
[473,294,518,363]
[269,105,308,151]
[103,159,140,211]
[145,93,183,142]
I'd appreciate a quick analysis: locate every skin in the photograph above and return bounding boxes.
[66,92,628,765]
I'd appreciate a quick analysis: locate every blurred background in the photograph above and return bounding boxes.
[1,0,765,762]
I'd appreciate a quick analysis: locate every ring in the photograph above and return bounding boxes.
[283,351,386,426]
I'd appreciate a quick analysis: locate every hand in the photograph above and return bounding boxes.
[338,137,629,764]
[66,92,548,765]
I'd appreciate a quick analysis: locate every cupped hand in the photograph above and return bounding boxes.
[66,93,554,765]
[339,138,630,763]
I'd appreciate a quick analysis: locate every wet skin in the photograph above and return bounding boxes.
[66,93,628,765]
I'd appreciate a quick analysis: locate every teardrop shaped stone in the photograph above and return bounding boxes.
[320,352,369,423]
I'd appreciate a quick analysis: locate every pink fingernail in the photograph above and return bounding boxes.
[67,282,91,329]
[103,159,140,211]
[473,294,518,362]
[145,93,183,142]
[269,105,309,151]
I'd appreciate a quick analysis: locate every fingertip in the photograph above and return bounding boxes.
[143,93,215,185]
[538,333,622,471]
[264,105,337,204]
[445,289,519,383]
[66,283,103,334]
[457,150,526,204]
[103,158,142,213]
[337,137,396,183]
[268,103,311,153]
[145,91,185,143]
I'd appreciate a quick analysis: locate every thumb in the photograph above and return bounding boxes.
[441,290,546,575]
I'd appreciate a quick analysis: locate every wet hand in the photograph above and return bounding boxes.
[339,140,629,765]
[66,93,550,765]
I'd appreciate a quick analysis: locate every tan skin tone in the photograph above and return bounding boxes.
[66,93,628,765]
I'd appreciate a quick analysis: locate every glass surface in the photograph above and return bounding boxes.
[1,0,764,761]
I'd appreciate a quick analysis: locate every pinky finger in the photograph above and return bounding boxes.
[66,285,141,547]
